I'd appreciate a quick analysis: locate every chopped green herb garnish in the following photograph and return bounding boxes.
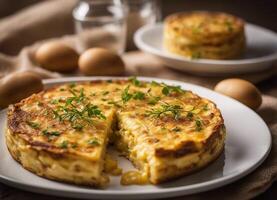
[162,84,184,96]
[59,88,65,91]
[187,111,194,120]
[203,104,209,111]
[133,91,145,100]
[107,100,122,107]
[146,103,182,120]
[192,22,204,34]
[106,80,112,83]
[195,119,202,131]
[102,91,109,96]
[52,110,61,121]
[172,127,182,132]
[162,86,170,96]
[65,88,86,106]
[85,104,106,119]
[51,89,106,130]
[60,140,68,148]
[146,89,160,105]
[129,76,141,87]
[151,81,160,86]
[88,139,100,146]
[69,83,76,88]
[26,121,40,129]
[72,143,78,148]
[147,96,161,105]
[225,21,233,32]
[42,130,61,137]
[37,102,43,107]
[72,124,84,131]
[121,85,133,103]
[50,99,59,104]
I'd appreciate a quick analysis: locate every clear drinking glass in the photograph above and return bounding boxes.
[125,0,161,50]
[73,0,127,54]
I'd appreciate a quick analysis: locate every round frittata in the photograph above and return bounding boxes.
[6,78,226,187]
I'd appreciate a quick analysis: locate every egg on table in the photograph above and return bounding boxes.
[79,48,125,76]
[0,71,44,108]
[35,41,79,72]
[214,78,262,110]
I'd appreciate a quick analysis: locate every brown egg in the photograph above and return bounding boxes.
[79,48,125,76]
[35,41,79,72]
[214,78,262,110]
[0,71,44,108]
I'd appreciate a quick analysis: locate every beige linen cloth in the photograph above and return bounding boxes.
[0,0,276,199]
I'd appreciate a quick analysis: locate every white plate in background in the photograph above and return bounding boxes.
[0,77,272,199]
[134,23,277,75]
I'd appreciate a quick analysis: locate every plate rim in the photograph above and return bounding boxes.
[134,23,277,65]
[0,76,272,199]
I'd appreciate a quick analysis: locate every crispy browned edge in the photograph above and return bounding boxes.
[6,79,226,185]
[5,130,103,187]
[153,132,225,184]
[153,97,224,159]
[7,80,129,153]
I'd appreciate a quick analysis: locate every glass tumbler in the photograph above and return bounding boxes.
[125,0,161,50]
[73,0,127,54]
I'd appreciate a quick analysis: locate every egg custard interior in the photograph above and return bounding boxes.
[6,78,225,187]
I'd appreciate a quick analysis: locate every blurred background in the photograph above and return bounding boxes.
[1,0,276,32]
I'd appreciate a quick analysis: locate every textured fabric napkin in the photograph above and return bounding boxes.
[0,0,276,199]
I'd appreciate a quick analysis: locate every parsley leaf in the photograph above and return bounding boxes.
[72,124,84,131]
[147,96,161,105]
[42,130,61,137]
[121,85,133,103]
[69,83,76,88]
[195,119,202,131]
[151,81,160,86]
[162,87,170,96]
[88,139,100,146]
[102,91,109,96]
[203,104,209,111]
[172,127,182,132]
[162,84,184,96]
[133,91,145,100]
[146,103,182,120]
[129,76,141,87]
[187,111,193,120]
[225,20,233,32]
[26,121,40,129]
[107,100,122,107]
[60,140,68,148]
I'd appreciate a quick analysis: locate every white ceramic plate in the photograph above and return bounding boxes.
[0,77,271,199]
[134,23,277,75]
